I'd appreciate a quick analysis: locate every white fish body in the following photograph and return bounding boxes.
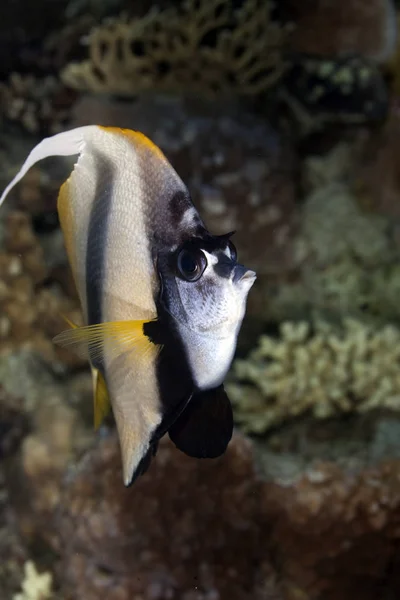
[0,126,256,485]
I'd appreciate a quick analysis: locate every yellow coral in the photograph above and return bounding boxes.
[61,0,286,97]
[227,319,400,433]
[13,561,52,600]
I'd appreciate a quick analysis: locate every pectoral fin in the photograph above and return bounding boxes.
[54,318,160,436]
[53,319,160,363]
[168,385,233,459]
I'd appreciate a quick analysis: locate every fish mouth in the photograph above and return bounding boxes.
[232,265,257,285]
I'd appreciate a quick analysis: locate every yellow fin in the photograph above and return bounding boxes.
[60,313,79,329]
[53,319,159,363]
[91,367,110,430]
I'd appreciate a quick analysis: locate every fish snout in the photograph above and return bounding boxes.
[232,265,256,288]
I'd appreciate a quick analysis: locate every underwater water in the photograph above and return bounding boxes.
[1,0,400,599]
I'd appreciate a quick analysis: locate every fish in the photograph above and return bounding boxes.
[0,126,256,486]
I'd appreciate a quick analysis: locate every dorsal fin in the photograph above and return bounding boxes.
[0,126,97,208]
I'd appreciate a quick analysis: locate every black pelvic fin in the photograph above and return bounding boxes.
[168,385,233,459]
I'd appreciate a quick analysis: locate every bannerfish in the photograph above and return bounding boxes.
[0,126,256,486]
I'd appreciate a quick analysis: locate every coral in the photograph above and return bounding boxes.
[0,432,29,600]
[286,0,398,63]
[259,141,400,323]
[0,347,94,562]
[0,386,29,459]
[0,73,75,135]
[0,210,82,365]
[61,0,287,97]
[298,182,390,266]
[21,398,88,520]
[13,561,52,600]
[280,55,389,134]
[227,319,400,433]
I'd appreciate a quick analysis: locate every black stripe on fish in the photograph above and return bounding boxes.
[85,151,114,370]
[134,300,233,479]
[145,313,195,435]
[124,315,194,486]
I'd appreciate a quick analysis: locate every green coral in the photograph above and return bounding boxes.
[298,182,391,266]
[264,170,400,323]
[227,319,400,434]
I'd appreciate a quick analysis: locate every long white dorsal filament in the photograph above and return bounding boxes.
[0,126,96,208]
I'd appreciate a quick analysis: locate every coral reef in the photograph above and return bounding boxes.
[1,3,400,600]
[0,386,29,459]
[257,141,400,323]
[286,0,398,63]
[61,0,287,97]
[0,346,94,599]
[0,387,30,600]
[0,210,81,364]
[0,74,75,136]
[228,319,400,433]
[281,55,389,134]
[298,184,390,267]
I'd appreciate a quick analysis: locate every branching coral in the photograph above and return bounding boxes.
[227,319,400,433]
[61,0,287,97]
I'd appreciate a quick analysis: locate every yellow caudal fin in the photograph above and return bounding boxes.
[91,366,110,430]
[53,319,160,363]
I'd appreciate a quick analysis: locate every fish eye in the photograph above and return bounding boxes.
[228,240,237,262]
[176,248,207,282]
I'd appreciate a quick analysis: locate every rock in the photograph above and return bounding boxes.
[55,433,275,600]
[286,0,397,63]
[262,458,400,600]
[354,103,400,222]
[4,413,396,600]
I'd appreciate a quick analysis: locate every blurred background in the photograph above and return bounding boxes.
[1,0,400,598]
